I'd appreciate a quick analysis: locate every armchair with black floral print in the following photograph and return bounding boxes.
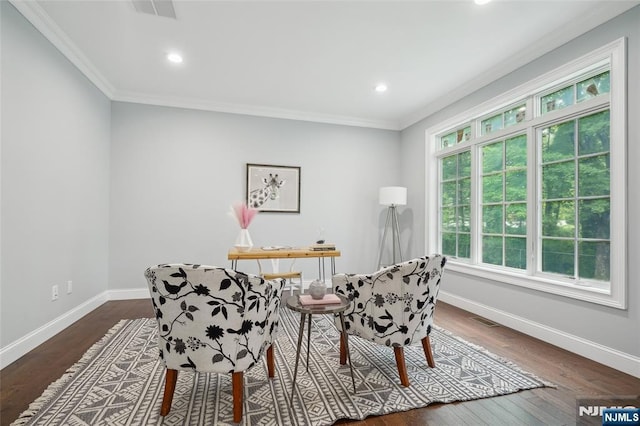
[332,255,447,387]
[144,263,285,422]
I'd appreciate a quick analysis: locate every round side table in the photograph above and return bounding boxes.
[285,294,357,403]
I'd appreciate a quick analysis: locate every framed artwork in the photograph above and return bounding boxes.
[246,163,301,213]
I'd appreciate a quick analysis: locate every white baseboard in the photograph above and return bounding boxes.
[0,292,108,369]
[440,290,640,379]
[107,287,150,300]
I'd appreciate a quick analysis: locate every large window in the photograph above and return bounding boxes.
[426,39,626,308]
[540,110,611,281]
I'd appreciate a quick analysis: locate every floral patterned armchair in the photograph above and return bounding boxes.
[332,255,447,387]
[144,263,285,422]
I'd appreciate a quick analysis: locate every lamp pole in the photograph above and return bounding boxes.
[377,203,403,270]
[377,186,407,270]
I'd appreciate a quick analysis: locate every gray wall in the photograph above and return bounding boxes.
[400,7,640,357]
[109,102,400,290]
[1,2,111,346]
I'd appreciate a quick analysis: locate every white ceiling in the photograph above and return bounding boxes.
[11,0,639,130]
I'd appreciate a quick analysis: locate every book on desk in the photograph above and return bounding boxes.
[309,243,336,251]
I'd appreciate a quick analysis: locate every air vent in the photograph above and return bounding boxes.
[469,316,500,327]
[132,0,176,19]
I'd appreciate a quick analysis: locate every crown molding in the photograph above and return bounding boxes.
[112,90,401,130]
[12,0,636,132]
[10,0,116,98]
[399,1,640,130]
[9,0,399,130]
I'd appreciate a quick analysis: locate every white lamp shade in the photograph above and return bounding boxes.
[379,186,407,206]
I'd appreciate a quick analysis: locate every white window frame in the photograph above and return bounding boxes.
[425,38,627,309]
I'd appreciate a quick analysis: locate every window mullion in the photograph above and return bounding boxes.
[527,126,538,276]
[471,143,481,264]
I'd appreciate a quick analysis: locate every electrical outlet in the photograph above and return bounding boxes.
[67,280,73,294]
[52,285,59,301]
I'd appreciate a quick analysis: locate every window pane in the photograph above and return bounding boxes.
[483,142,503,173]
[458,178,471,204]
[578,154,610,197]
[542,121,575,162]
[457,126,471,143]
[459,151,471,177]
[483,236,503,265]
[442,132,457,148]
[542,200,575,237]
[440,150,472,261]
[505,203,527,235]
[542,161,575,200]
[505,135,527,168]
[442,182,456,206]
[458,233,471,259]
[442,233,456,256]
[542,238,574,276]
[442,155,457,180]
[483,174,503,203]
[483,205,503,234]
[577,71,610,102]
[505,237,526,269]
[460,206,470,232]
[578,199,610,239]
[505,170,527,202]
[481,114,503,135]
[541,86,574,114]
[442,207,456,232]
[504,104,526,127]
[579,110,610,155]
[578,241,610,281]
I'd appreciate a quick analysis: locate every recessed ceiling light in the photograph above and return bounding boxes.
[474,0,491,5]
[374,83,388,93]
[167,52,183,64]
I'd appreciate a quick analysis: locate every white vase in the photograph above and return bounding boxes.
[235,228,253,252]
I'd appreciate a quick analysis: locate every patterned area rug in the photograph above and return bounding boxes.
[13,308,552,425]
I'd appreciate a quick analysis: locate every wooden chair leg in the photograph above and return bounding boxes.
[393,347,410,387]
[266,345,275,378]
[422,336,436,368]
[160,369,178,416]
[339,331,347,365]
[232,372,243,423]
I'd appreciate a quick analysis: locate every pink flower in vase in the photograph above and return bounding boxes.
[230,202,257,252]
[232,202,257,229]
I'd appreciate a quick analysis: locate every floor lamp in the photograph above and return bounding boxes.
[377,186,407,270]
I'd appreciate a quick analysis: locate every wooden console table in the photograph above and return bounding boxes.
[227,247,340,282]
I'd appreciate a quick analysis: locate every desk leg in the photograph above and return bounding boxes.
[306,313,312,372]
[231,260,237,269]
[339,312,357,393]
[290,312,307,403]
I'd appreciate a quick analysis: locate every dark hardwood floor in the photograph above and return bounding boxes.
[1,299,638,425]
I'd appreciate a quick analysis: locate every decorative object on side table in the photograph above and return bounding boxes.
[230,202,257,252]
[307,279,327,299]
